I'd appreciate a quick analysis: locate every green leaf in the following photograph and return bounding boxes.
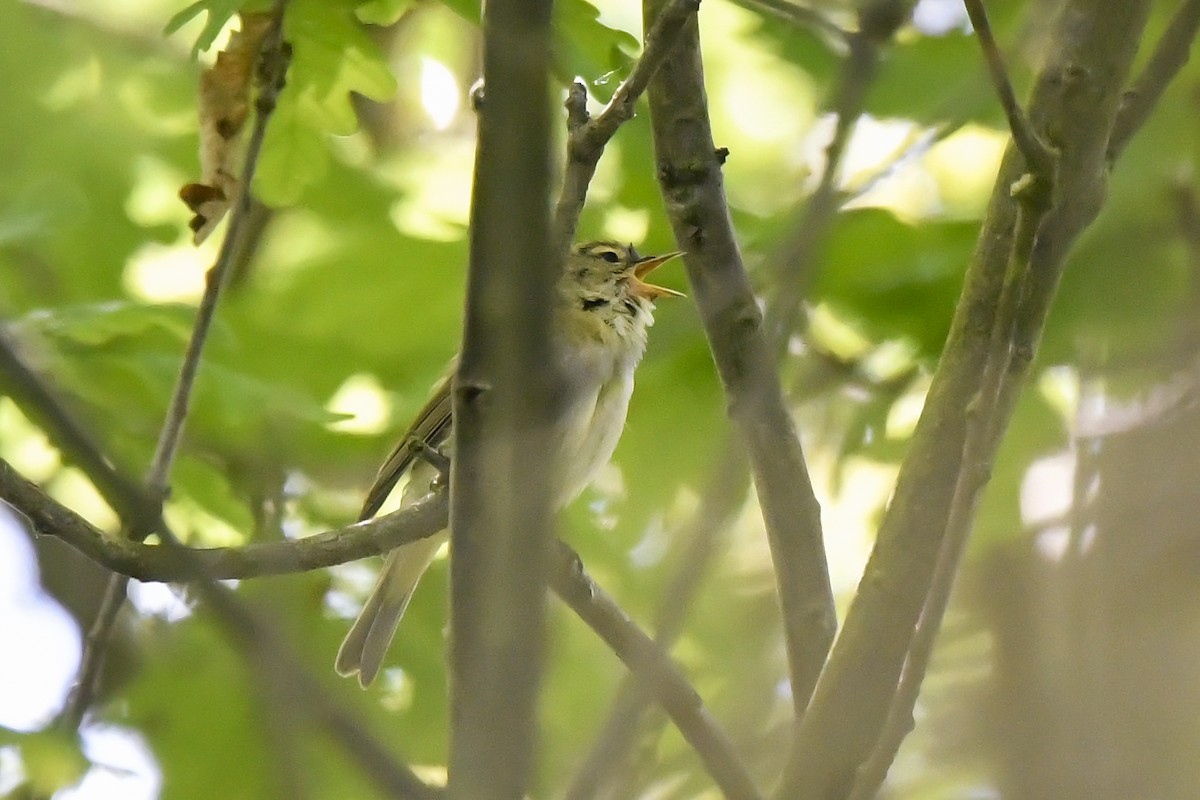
[433,0,480,24]
[431,0,638,98]
[120,616,275,800]
[553,0,639,100]
[743,7,841,86]
[20,301,203,349]
[15,730,88,797]
[356,0,417,26]
[254,88,330,206]
[611,331,727,529]
[866,31,989,124]
[170,455,256,538]
[165,0,268,55]
[253,0,397,203]
[287,0,398,115]
[816,208,976,358]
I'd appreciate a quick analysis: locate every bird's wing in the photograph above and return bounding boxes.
[358,372,454,521]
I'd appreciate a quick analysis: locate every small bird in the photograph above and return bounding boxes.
[336,241,682,687]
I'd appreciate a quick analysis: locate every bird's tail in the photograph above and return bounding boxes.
[335,534,445,687]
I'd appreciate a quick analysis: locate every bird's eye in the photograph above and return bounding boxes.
[597,249,621,264]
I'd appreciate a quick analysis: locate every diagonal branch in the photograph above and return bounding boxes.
[781,1,1154,797]
[964,0,1055,177]
[727,0,847,45]
[2,465,443,799]
[0,330,158,530]
[0,326,165,731]
[848,153,1055,800]
[552,0,699,250]
[644,0,835,721]
[146,7,289,499]
[1109,0,1200,159]
[2,456,751,800]
[564,443,748,800]
[551,540,763,800]
[58,5,292,732]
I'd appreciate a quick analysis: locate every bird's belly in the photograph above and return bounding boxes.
[554,371,634,504]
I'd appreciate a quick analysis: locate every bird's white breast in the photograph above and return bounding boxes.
[553,339,640,504]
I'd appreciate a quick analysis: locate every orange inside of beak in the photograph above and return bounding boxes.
[630,251,685,300]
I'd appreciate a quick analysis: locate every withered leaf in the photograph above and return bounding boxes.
[181,12,273,244]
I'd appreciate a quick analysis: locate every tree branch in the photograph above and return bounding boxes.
[148,12,288,498]
[564,443,748,800]
[644,0,835,720]
[1109,0,1200,159]
[1,457,448,581]
[781,1,1154,797]
[848,170,1053,798]
[964,0,1055,177]
[4,455,750,800]
[551,540,763,800]
[1,458,443,798]
[0,330,158,529]
[55,7,293,730]
[553,0,698,251]
[0,318,163,724]
[449,0,556,797]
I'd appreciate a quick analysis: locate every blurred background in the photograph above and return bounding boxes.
[1,0,1199,797]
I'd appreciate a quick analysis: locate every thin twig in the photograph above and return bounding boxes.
[1,464,442,799]
[1,318,155,727]
[56,7,293,732]
[964,0,1055,177]
[0,457,448,581]
[838,121,959,205]
[576,0,700,150]
[5,443,755,800]
[4,447,748,800]
[552,0,699,250]
[551,540,764,800]
[4,453,743,799]
[145,8,290,498]
[1109,0,1200,159]
[57,579,128,730]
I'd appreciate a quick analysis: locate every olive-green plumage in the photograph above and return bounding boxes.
[335,241,681,687]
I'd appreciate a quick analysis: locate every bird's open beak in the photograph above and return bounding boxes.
[630,251,685,300]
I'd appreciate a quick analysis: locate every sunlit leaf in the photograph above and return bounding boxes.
[12,731,88,797]
[356,0,418,26]
[816,208,976,358]
[165,0,272,55]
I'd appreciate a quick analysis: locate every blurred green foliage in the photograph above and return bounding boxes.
[1,0,1197,798]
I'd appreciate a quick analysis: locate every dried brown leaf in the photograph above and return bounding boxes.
[181,12,273,244]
